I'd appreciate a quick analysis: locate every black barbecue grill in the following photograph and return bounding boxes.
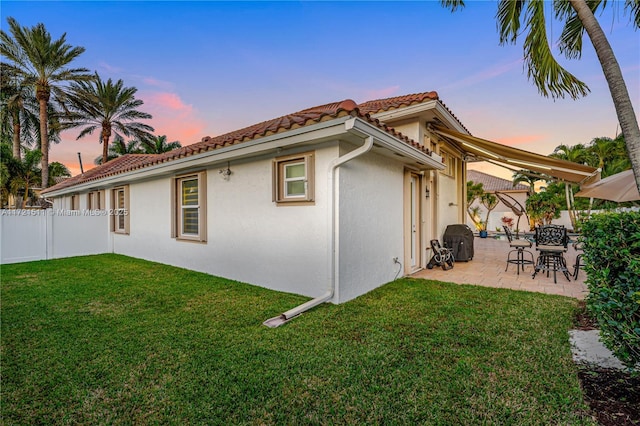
[443,224,474,262]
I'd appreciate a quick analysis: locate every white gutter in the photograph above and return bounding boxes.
[263,118,375,327]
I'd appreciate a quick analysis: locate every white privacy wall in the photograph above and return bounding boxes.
[337,148,405,303]
[0,211,109,264]
[113,145,337,299]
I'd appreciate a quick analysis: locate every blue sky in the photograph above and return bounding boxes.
[2,1,639,176]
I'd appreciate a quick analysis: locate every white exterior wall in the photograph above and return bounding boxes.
[337,147,405,303]
[112,144,337,299]
[436,173,460,238]
[389,122,420,144]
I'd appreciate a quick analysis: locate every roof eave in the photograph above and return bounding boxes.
[44,115,442,197]
[370,100,469,135]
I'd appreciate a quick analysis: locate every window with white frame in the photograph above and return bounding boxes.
[71,194,80,210]
[112,186,129,234]
[173,171,207,242]
[273,152,314,204]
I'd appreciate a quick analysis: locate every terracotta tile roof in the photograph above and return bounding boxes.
[357,91,440,115]
[43,99,430,194]
[467,170,529,192]
[44,154,159,193]
[357,91,469,134]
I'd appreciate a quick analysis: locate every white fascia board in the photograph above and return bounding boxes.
[433,102,469,134]
[370,100,469,135]
[45,116,355,197]
[370,100,439,122]
[345,117,445,170]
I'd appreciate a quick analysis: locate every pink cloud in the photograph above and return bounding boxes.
[145,92,191,112]
[141,76,174,90]
[140,91,207,145]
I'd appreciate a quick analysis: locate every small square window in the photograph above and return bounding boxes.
[273,152,314,205]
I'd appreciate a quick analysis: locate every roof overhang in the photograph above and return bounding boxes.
[43,116,443,197]
[431,125,600,184]
[370,100,468,134]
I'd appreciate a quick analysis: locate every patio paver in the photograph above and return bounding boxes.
[412,236,588,300]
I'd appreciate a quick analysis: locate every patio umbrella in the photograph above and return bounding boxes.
[575,169,640,202]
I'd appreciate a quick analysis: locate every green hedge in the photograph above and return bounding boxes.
[581,211,640,368]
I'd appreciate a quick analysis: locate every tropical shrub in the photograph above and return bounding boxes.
[581,211,640,368]
[526,190,563,227]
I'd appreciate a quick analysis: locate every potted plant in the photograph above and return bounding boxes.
[478,193,498,238]
[477,221,488,238]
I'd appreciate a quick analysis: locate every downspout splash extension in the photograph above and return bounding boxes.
[263,123,374,328]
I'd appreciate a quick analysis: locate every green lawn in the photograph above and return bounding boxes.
[1,254,593,424]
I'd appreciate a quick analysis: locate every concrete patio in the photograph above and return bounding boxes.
[412,236,588,300]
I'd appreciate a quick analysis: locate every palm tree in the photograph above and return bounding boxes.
[0,63,39,159]
[512,171,545,196]
[0,17,92,189]
[550,143,588,229]
[9,147,41,208]
[440,0,640,192]
[140,135,181,154]
[63,73,154,164]
[0,143,19,206]
[93,136,143,165]
[48,161,71,186]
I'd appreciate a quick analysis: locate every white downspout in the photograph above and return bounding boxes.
[263,127,374,327]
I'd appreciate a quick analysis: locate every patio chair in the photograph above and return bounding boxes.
[503,225,534,275]
[572,241,584,280]
[426,239,454,271]
[531,225,571,283]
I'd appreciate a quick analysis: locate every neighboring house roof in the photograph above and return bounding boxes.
[43,99,431,195]
[467,170,529,192]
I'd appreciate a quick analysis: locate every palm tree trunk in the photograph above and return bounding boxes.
[12,110,21,160]
[570,0,640,193]
[102,128,111,165]
[565,183,576,229]
[22,180,29,209]
[38,96,49,189]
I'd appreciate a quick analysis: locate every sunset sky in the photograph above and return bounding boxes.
[2,1,639,178]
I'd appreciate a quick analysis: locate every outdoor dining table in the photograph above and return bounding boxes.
[531,226,571,283]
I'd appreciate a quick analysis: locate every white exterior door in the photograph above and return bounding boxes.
[404,172,422,273]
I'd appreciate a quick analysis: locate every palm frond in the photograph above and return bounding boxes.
[497,0,525,44]
[522,1,590,99]
[440,0,465,12]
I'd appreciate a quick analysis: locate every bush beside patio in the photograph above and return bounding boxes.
[1,254,593,424]
[582,211,640,368]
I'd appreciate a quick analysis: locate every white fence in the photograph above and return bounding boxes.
[466,206,640,233]
[0,209,110,264]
